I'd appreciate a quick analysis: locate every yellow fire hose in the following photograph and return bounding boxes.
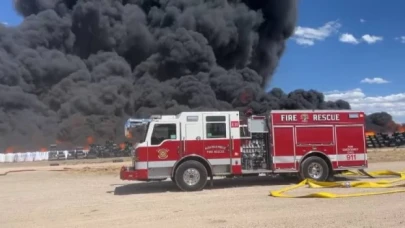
[269,169,405,198]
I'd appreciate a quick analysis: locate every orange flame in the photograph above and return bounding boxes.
[119,143,125,150]
[5,146,14,153]
[365,131,375,136]
[40,147,47,152]
[126,131,133,139]
[84,136,94,150]
[87,136,94,145]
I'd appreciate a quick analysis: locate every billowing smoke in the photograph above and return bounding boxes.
[365,112,404,133]
[0,0,391,152]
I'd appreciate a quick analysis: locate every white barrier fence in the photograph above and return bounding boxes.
[0,150,90,163]
[0,152,50,163]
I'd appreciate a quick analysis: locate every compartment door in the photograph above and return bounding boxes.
[272,126,296,170]
[335,125,367,168]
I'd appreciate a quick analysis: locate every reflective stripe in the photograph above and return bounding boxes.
[330,154,367,161]
[272,153,367,163]
[135,160,175,169]
[134,154,366,169]
[272,156,302,163]
[209,158,231,165]
[135,158,240,169]
[232,158,242,166]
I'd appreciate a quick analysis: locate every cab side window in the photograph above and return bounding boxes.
[151,123,177,145]
[206,116,227,138]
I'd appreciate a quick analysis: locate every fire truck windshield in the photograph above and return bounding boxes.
[124,118,151,143]
[139,122,150,143]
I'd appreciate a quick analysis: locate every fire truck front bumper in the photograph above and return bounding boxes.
[120,166,148,181]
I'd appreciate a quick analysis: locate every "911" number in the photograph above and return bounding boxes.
[346,154,357,160]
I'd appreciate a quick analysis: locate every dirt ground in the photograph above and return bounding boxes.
[1,149,405,228]
[367,148,405,162]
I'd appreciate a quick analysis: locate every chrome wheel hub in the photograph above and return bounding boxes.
[183,168,200,186]
[307,162,323,179]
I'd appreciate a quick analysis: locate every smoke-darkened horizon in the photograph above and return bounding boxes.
[0,0,402,152]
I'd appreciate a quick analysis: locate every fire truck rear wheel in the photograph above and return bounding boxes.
[299,156,329,182]
[174,160,208,191]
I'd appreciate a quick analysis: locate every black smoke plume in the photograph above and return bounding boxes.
[0,0,393,152]
[365,112,404,133]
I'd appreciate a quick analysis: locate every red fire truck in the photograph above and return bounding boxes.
[120,110,367,191]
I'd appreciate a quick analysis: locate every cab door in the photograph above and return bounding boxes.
[145,121,181,177]
[183,119,204,157]
[202,114,231,165]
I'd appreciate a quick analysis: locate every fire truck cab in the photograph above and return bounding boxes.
[120,110,367,191]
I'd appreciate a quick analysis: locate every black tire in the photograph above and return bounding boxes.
[174,160,208,191]
[299,156,329,181]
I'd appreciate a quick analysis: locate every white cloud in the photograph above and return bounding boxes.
[361,34,383,44]
[325,88,405,122]
[1,22,8,26]
[360,19,366,23]
[395,36,405,43]
[339,33,359,44]
[293,20,341,46]
[360,77,390,84]
[295,38,315,46]
[338,33,385,45]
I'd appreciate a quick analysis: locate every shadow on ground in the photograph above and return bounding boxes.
[111,175,362,195]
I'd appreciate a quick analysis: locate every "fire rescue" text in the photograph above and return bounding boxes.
[280,114,340,122]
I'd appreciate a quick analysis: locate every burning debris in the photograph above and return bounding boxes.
[365,112,405,135]
[46,141,133,160]
[0,0,402,153]
[88,140,133,158]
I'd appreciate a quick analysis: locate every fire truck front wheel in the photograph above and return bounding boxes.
[299,156,330,182]
[174,160,208,191]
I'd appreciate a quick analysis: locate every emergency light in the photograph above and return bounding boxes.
[349,113,359,119]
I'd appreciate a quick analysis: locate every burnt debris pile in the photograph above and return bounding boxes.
[0,0,401,152]
[366,132,405,149]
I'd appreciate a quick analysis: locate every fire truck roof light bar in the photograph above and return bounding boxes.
[150,115,162,119]
[349,113,359,118]
[125,118,152,128]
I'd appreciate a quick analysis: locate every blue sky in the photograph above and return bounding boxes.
[273,0,405,122]
[1,0,404,122]
[0,1,21,25]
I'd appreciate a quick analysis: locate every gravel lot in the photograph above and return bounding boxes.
[1,154,405,228]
